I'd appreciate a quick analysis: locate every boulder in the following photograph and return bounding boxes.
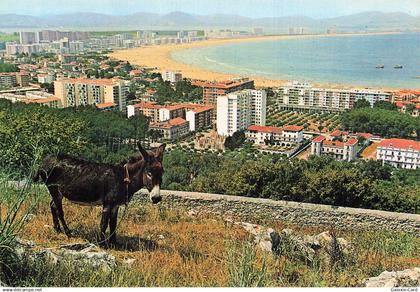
[14,240,117,273]
[278,229,316,264]
[365,268,420,287]
[234,222,280,253]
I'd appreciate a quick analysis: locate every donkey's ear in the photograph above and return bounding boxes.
[155,144,166,161]
[137,142,149,160]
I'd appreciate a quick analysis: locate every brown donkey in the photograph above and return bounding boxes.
[37,143,166,245]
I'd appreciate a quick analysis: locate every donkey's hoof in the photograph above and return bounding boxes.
[64,230,73,238]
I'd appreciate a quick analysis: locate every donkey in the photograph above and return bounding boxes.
[37,143,166,246]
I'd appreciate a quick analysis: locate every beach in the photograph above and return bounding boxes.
[109,32,401,89]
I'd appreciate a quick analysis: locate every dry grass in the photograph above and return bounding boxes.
[4,192,419,287]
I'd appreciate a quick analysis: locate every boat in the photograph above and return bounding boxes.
[394,65,403,69]
[376,64,384,69]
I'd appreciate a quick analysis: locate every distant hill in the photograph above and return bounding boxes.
[0,11,419,32]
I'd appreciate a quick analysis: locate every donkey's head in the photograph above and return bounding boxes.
[138,143,166,204]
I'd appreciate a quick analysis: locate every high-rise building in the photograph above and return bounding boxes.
[217,89,267,136]
[192,78,255,107]
[19,32,38,44]
[54,78,128,112]
[162,71,183,83]
[277,82,392,112]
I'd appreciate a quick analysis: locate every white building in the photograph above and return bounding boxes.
[217,89,267,136]
[377,139,420,169]
[277,82,392,112]
[245,125,284,145]
[37,74,55,84]
[311,135,358,162]
[162,71,183,83]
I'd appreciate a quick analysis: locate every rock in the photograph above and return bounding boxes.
[279,228,316,264]
[364,268,420,287]
[157,235,165,240]
[122,258,136,268]
[236,222,280,253]
[13,240,117,273]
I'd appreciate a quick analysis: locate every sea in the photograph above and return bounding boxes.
[172,33,420,89]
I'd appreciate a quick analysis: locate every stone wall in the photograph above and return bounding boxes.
[135,190,420,234]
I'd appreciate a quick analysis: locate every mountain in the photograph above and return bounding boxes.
[0,11,419,31]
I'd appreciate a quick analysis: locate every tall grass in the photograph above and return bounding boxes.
[0,154,43,285]
[226,241,272,287]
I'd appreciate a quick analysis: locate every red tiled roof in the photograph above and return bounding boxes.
[57,78,122,86]
[95,102,115,109]
[150,117,188,129]
[283,125,304,132]
[378,139,420,151]
[131,102,162,110]
[394,90,420,96]
[169,117,188,126]
[190,106,214,113]
[25,97,61,104]
[345,138,358,146]
[192,79,253,89]
[322,140,345,147]
[312,135,326,143]
[356,132,373,140]
[163,104,186,111]
[247,125,283,134]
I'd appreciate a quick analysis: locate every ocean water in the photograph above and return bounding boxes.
[172,33,420,88]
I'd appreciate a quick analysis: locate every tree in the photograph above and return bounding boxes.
[224,131,246,151]
[353,99,371,109]
[373,101,397,111]
[40,82,54,93]
[405,103,416,114]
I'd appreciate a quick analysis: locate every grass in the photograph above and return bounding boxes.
[0,176,419,287]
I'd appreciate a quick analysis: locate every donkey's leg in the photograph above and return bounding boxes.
[99,205,111,246]
[49,199,61,233]
[51,194,71,237]
[109,205,119,245]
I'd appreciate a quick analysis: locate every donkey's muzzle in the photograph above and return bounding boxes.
[151,196,162,204]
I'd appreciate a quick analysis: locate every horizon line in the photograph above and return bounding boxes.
[1,10,419,20]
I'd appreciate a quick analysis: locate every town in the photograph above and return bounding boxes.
[0,30,419,170]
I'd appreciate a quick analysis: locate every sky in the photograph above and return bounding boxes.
[0,0,419,18]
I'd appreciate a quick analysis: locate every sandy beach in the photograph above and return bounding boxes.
[109,32,401,89]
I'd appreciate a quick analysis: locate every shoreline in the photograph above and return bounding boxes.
[109,31,405,90]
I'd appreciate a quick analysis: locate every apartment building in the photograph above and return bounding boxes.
[37,74,55,84]
[277,82,392,112]
[392,90,420,103]
[159,104,186,122]
[0,72,29,88]
[216,89,266,136]
[126,102,162,123]
[54,78,128,111]
[185,105,214,132]
[311,135,358,161]
[0,91,61,108]
[149,117,190,140]
[377,139,420,170]
[192,79,255,106]
[162,71,183,83]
